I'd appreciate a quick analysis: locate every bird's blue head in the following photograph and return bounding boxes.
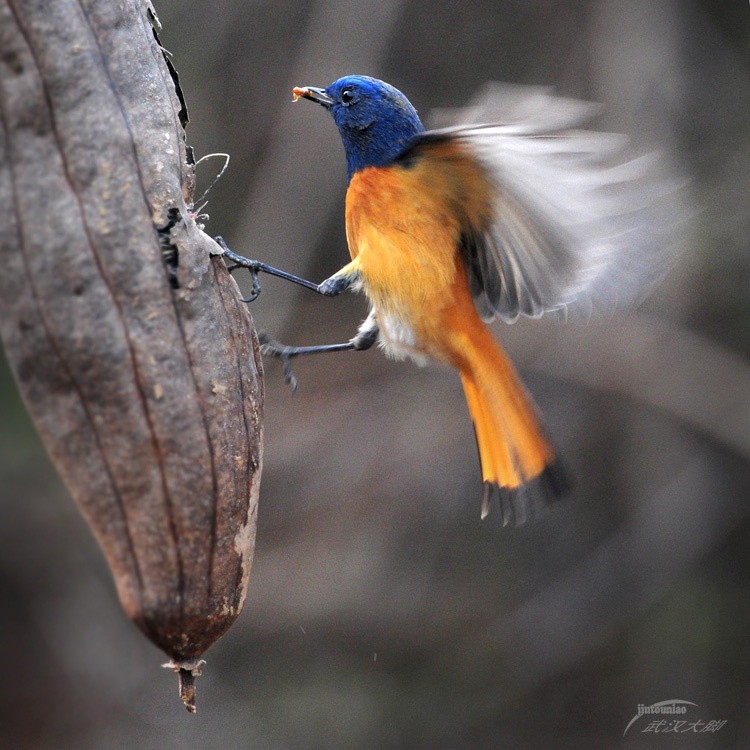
[293,75,425,181]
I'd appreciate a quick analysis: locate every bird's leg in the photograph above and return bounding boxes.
[259,311,379,392]
[215,236,358,302]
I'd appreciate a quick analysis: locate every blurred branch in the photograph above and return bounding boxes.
[0,0,263,711]
[503,314,750,459]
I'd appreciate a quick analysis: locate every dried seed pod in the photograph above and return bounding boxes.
[0,0,262,711]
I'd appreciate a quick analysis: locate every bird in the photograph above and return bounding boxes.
[226,75,683,524]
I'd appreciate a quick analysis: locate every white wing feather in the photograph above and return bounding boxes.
[428,83,689,322]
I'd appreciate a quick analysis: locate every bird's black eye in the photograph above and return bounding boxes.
[341,89,355,105]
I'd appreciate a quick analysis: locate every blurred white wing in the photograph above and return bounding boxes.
[427,83,690,323]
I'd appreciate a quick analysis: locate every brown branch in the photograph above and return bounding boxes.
[0,0,263,712]
[499,315,750,460]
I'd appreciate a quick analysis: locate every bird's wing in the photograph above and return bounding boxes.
[414,83,689,323]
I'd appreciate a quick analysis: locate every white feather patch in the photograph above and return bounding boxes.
[375,307,428,365]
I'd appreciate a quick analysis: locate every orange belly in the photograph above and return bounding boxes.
[345,161,483,362]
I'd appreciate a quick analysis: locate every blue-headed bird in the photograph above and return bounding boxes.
[222,75,682,523]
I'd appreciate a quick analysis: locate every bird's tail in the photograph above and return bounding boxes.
[456,327,568,523]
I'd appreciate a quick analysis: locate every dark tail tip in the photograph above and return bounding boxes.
[481,461,572,526]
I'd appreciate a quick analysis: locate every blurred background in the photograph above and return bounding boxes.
[1,0,749,747]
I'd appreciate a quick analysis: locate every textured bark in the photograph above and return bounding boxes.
[0,0,263,711]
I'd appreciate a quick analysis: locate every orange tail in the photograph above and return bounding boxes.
[456,326,568,523]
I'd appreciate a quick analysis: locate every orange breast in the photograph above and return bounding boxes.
[344,142,494,359]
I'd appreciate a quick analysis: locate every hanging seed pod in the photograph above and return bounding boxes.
[0,0,263,712]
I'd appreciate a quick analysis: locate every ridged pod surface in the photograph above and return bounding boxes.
[0,0,263,711]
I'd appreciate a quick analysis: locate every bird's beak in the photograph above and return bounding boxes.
[292,86,333,107]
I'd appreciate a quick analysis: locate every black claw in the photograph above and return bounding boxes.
[249,270,261,301]
[217,238,263,305]
[257,332,299,393]
[241,272,261,303]
[282,359,298,394]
